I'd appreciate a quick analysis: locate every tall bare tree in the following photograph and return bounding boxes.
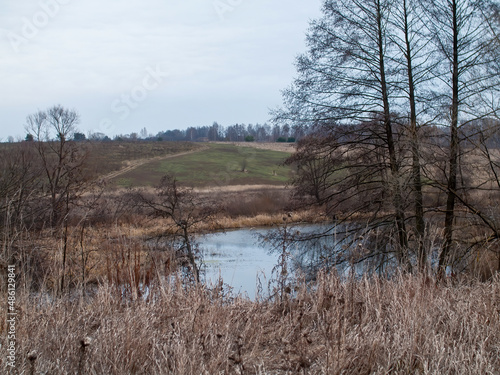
[422,0,500,276]
[26,105,87,227]
[26,105,89,291]
[388,0,440,270]
[276,0,499,276]
[274,0,412,269]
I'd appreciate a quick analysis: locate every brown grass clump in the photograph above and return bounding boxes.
[7,273,500,374]
[213,209,328,230]
[212,141,296,153]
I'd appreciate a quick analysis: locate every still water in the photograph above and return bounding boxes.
[200,228,277,299]
[199,224,340,299]
[199,222,406,298]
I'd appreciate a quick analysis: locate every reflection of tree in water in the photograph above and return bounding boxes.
[262,222,403,282]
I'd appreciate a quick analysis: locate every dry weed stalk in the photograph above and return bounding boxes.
[7,273,499,374]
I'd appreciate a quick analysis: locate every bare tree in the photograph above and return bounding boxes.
[274,0,412,269]
[275,0,499,277]
[285,132,337,206]
[388,0,443,270]
[0,142,40,289]
[134,175,220,283]
[26,105,88,227]
[25,105,90,292]
[421,0,500,277]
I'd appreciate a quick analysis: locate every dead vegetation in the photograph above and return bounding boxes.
[5,273,499,374]
[0,183,330,296]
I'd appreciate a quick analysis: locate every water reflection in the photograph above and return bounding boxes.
[277,223,397,281]
[201,228,277,299]
[200,224,346,298]
[200,223,402,298]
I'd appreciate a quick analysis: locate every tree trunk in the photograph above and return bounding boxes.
[377,0,410,270]
[402,0,426,271]
[439,0,460,279]
[183,226,200,283]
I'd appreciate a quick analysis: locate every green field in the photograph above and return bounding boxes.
[113,143,293,187]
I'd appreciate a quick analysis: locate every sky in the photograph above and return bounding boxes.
[0,0,323,140]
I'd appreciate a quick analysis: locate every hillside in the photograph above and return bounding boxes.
[108,143,293,188]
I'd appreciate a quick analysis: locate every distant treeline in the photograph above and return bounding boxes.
[85,123,306,143]
[82,118,500,148]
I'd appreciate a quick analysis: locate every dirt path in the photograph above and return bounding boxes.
[101,146,209,181]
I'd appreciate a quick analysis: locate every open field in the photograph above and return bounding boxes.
[111,143,293,188]
[5,274,499,374]
[0,140,293,188]
[84,141,202,178]
[100,147,209,182]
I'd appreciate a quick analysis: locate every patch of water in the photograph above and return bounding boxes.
[200,228,277,299]
[199,222,409,298]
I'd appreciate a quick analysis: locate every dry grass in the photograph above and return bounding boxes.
[5,273,500,374]
[112,187,329,235]
[194,184,286,194]
[212,141,296,153]
[213,210,328,230]
[136,208,328,236]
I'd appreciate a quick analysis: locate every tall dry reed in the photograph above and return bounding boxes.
[4,273,499,374]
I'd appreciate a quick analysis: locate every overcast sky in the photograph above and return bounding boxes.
[0,0,323,140]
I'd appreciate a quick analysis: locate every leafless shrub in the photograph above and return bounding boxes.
[130,175,222,283]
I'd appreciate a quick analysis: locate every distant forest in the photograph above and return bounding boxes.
[40,117,499,147]
[64,118,499,150]
[83,122,304,143]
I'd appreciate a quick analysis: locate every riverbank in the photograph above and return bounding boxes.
[100,184,331,234]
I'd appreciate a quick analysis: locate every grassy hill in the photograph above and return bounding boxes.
[112,143,293,188]
[85,141,202,178]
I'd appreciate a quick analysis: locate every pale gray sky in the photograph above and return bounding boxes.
[0,0,323,140]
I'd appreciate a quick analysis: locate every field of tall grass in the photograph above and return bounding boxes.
[4,273,499,374]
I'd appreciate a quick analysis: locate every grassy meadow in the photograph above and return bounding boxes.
[111,143,293,188]
[85,141,203,179]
